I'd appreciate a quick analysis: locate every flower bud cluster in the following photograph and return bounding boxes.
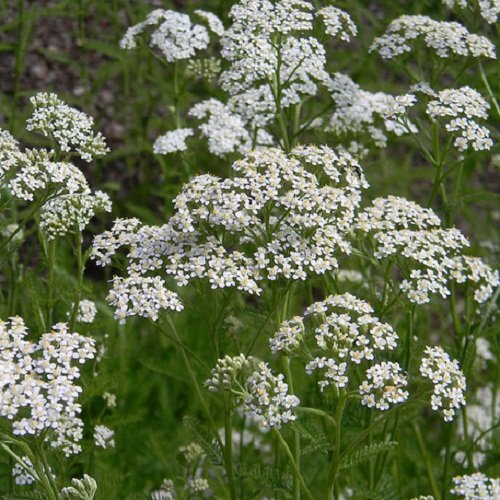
[12,457,36,486]
[420,346,466,422]
[59,475,98,500]
[0,317,95,455]
[205,354,257,392]
[179,442,205,463]
[73,299,98,324]
[151,479,176,500]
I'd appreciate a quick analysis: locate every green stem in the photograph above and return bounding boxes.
[283,356,301,500]
[69,231,84,331]
[163,317,225,460]
[413,422,441,500]
[327,389,347,500]
[296,407,337,427]
[275,430,314,500]
[223,397,237,500]
[479,61,500,118]
[46,239,56,327]
[33,440,59,500]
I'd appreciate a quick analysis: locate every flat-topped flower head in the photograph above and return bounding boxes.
[107,274,183,324]
[120,9,222,62]
[426,87,493,152]
[27,93,108,162]
[244,361,300,431]
[370,15,496,60]
[327,74,416,150]
[443,0,500,24]
[302,293,399,391]
[94,424,115,448]
[39,190,112,239]
[220,0,356,107]
[357,196,498,305]
[6,149,89,203]
[93,146,367,320]
[72,299,98,324]
[420,346,466,422]
[451,473,500,499]
[356,196,442,232]
[359,361,409,410]
[0,317,95,456]
[153,128,194,155]
[188,99,256,156]
[317,7,357,41]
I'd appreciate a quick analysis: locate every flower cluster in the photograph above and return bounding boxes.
[73,299,98,324]
[317,6,357,41]
[40,190,112,240]
[27,93,108,162]
[92,146,367,319]
[370,15,496,60]
[359,362,409,410]
[426,86,493,152]
[420,346,466,422]
[0,94,111,239]
[153,128,194,155]
[0,317,95,455]
[244,361,300,431]
[206,355,299,431]
[188,99,265,156]
[301,294,400,392]
[220,0,355,107]
[443,0,500,24]
[107,275,183,323]
[271,293,407,413]
[12,457,36,486]
[357,196,499,304]
[186,56,222,80]
[120,9,222,62]
[327,73,416,150]
[451,473,500,499]
[94,424,115,448]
